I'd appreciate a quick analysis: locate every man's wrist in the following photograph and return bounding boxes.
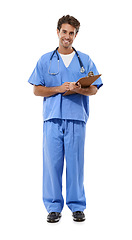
[56,86,62,93]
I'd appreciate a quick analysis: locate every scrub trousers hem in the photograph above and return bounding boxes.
[43,199,64,213]
[47,208,63,214]
[43,204,86,214]
[67,205,86,213]
[43,200,86,213]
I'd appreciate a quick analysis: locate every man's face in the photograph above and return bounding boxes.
[57,23,77,49]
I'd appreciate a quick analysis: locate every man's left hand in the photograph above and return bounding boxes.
[69,82,81,91]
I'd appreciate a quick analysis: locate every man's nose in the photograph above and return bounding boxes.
[65,33,70,39]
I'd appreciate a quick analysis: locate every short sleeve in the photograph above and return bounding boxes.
[88,58,103,89]
[28,58,45,86]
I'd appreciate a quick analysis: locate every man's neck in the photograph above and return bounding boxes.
[58,46,74,55]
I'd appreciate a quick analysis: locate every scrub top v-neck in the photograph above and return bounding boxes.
[59,51,76,68]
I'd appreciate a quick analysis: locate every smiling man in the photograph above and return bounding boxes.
[28,15,103,223]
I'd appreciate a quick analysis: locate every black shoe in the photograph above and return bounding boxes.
[47,212,62,223]
[72,211,85,222]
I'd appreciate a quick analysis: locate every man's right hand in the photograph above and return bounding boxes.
[58,82,70,93]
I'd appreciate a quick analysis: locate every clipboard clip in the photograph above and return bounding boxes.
[88,71,94,77]
[75,71,94,86]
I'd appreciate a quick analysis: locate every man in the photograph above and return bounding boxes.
[28,15,103,223]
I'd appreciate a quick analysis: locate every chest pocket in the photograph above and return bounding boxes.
[45,74,62,87]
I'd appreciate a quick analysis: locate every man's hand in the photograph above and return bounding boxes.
[69,82,81,91]
[68,81,98,96]
[69,79,98,96]
[58,82,70,93]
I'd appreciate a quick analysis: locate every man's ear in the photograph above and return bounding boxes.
[73,32,78,40]
[75,32,78,38]
[57,29,60,37]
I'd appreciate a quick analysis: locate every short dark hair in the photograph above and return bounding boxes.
[57,15,80,34]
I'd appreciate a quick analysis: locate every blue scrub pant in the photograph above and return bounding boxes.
[43,119,86,213]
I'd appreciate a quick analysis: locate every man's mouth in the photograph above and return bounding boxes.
[63,39,70,44]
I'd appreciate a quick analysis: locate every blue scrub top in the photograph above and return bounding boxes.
[28,50,103,123]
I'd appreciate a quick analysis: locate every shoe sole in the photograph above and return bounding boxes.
[47,216,61,223]
[47,219,60,223]
[73,218,85,222]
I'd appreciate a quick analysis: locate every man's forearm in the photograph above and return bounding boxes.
[74,85,98,96]
[33,85,60,97]
[33,82,70,97]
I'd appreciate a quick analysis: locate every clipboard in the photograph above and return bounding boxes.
[63,74,101,96]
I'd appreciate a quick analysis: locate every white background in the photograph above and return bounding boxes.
[0,0,132,239]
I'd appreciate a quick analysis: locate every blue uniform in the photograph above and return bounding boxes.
[28,50,103,213]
